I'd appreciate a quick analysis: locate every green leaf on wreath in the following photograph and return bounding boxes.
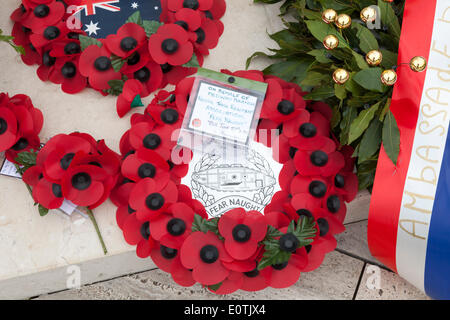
[79,35,102,51]
[348,101,381,144]
[352,23,379,54]
[111,54,125,72]
[182,54,200,68]
[263,58,313,84]
[378,0,401,41]
[380,49,398,69]
[208,282,223,292]
[15,150,38,168]
[305,20,350,49]
[191,214,221,237]
[307,49,332,64]
[104,79,125,96]
[358,118,382,164]
[142,20,163,37]
[382,110,400,165]
[335,83,347,100]
[340,107,357,145]
[126,11,143,26]
[353,68,383,93]
[303,86,335,101]
[130,95,144,109]
[38,204,49,217]
[292,217,316,247]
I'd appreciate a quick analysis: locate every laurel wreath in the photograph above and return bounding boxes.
[246,150,274,206]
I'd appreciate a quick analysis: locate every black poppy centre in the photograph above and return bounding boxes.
[183,0,199,10]
[44,26,60,40]
[143,133,161,150]
[138,163,156,178]
[12,138,28,151]
[34,4,50,18]
[167,218,186,236]
[145,192,164,210]
[200,244,219,264]
[277,100,295,115]
[134,67,151,83]
[161,39,179,55]
[71,172,92,191]
[310,150,328,167]
[61,62,77,78]
[161,109,179,124]
[0,118,8,135]
[300,123,317,138]
[232,224,251,243]
[60,153,75,170]
[120,37,137,52]
[309,180,327,198]
[94,56,112,71]
[279,233,299,253]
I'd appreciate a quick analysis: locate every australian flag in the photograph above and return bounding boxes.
[74,0,162,38]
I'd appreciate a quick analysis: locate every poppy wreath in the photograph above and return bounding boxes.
[10,0,226,99]
[111,69,359,294]
[14,131,122,254]
[0,92,43,162]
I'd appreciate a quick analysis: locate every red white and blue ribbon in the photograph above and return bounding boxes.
[368,0,450,300]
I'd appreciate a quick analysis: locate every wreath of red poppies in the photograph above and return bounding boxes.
[110,69,358,294]
[10,0,226,98]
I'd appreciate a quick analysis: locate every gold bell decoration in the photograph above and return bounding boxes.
[381,69,397,86]
[323,34,339,50]
[333,68,350,85]
[365,50,383,66]
[322,9,337,24]
[360,6,377,23]
[335,14,352,29]
[409,56,427,72]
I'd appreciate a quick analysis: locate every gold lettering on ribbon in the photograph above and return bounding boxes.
[415,145,440,163]
[432,40,450,58]
[399,219,429,240]
[437,6,450,23]
[425,87,450,105]
[408,166,437,185]
[403,191,434,214]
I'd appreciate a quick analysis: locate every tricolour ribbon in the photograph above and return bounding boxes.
[368,0,450,300]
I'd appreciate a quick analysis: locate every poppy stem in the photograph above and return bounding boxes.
[86,208,108,255]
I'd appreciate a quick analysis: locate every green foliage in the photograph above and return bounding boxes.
[0,29,24,55]
[143,20,163,37]
[182,54,200,68]
[257,218,316,270]
[249,0,405,189]
[191,214,222,238]
[104,79,125,96]
[79,35,102,51]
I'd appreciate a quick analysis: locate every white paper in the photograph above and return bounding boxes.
[0,159,22,178]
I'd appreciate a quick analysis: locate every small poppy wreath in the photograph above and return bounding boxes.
[10,0,226,97]
[111,69,359,294]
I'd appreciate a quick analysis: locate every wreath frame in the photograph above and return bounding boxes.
[111,68,359,294]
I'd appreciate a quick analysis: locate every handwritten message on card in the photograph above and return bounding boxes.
[188,82,258,144]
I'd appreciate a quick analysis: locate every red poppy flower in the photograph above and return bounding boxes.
[116,79,144,118]
[302,236,335,272]
[61,162,110,207]
[147,104,183,128]
[49,39,82,58]
[171,8,202,31]
[174,76,194,114]
[290,193,323,221]
[12,22,31,47]
[78,44,121,90]
[30,21,69,49]
[180,231,233,285]
[208,271,243,294]
[270,134,292,164]
[126,60,163,97]
[167,0,213,12]
[148,24,194,66]
[293,137,345,177]
[208,0,226,20]
[110,175,135,207]
[310,209,345,248]
[260,246,308,289]
[105,23,147,59]
[291,174,329,200]
[161,63,197,86]
[218,208,267,260]
[129,178,178,220]
[122,147,170,184]
[49,57,87,94]
[129,122,176,159]
[331,171,358,202]
[119,43,152,74]
[191,16,220,55]
[240,267,268,292]
[260,79,306,123]
[22,165,65,209]
[263,191,290,215]
[278,160,296,192]
[254,118,279,148]
[0,107,19,151]
[221,69,265,82]
[22,42,43,66]
[308,101,333,121]
[123,212,155,258]
[10,5,29,24]
[322,193,347,223]
[5,134,41,163]
[149,202,196,248]
[340,145,356,173]
[41,134,93,181]
[21,1,65,30]
[150,243,196,287]
[283,110,331,150]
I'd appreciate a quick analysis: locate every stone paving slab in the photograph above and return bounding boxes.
[356,264,430,300]
[35,251,364,300]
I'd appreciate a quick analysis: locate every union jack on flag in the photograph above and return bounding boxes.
[74,0,162,39]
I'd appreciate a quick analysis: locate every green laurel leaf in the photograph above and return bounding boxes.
[382,110,400,165]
